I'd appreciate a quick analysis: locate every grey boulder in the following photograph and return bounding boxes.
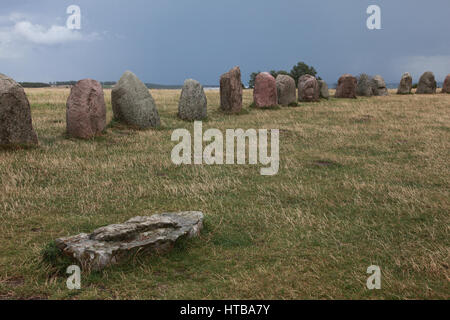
[318,80,330,99]
[372,75,388,96]
[356,74,373,97]
[416,71,437,94]
[55,211,204,271]
[178,79,207,121]
[397,72,413,94]
[298,74,319,102]
[112,71,160,129]
[0,73,38,147]
[276,75,296,105]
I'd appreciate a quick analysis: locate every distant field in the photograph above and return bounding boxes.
[0,88,449,300]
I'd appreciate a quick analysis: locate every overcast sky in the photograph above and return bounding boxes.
[1,0,449,85]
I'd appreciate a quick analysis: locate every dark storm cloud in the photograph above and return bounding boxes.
[0,0,449,85]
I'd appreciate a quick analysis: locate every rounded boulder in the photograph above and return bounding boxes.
[112,71,160,129]
[0,73,38,147]
[178,79,207,121]
[356,74,373,97]
[276,75,296,105]
[416,71,437,94]
[66,79,106,139]
[298,75,319,102]
[335,74,357,99]
[253,72,278,108]
[372,75,388,96]
[397,73,413,95]
[318,80,330,100]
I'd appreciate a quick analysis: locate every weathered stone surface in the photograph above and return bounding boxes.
[178,79,207,121]
[372,75,388,96]
[298,75,319,102]
[442,74,450,93]
[253,72,278,107]
[112,71,160,129]
[55,211,204,271]
[276,75,296,105]
[0,73,38,147]
[416,71,437,94]
[66,79,106,139]
[220,66,243,113]
[356,74,373,97]
[318,80,330,99]
[397,72,413,95]
[335,74,357,99]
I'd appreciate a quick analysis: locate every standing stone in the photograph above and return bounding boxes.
[372,75,388,96]
[0,73,38,147]
[178,79,207,121]
[397,72,413,94]
[416,71,437,94]
[112,71,160,129]
[356,74,373,97]
[335,74,357,99]
[276,75,296,105]
[66,79,106,139]
[442,74,450,93]
[318,80,330,100]
[220,66,243,113]
[253,72,278,107]
[298,75,319,102]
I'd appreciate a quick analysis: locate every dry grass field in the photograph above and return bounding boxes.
[0,88,449,300]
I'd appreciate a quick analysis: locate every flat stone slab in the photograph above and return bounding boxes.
[55,211,204,270]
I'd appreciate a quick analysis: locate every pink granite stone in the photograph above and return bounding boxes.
[66,79,106,139]
[220,66,243,113]
[253,72,278,108]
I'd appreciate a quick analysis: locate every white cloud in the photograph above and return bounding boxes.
[0,16,100,59]
[14,21,85,44]
[0,12,29,25]
[0,27,25,59]
[394,55,450,81]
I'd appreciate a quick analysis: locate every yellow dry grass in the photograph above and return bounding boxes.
[0,87,449,300]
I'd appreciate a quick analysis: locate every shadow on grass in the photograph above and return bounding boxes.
[249,103,281,110]
[0,143,39,152]
[219,108,252,116]
[309,159,343,169]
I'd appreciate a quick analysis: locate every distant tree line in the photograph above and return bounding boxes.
[248,61,320,89]
[50,81,77,86]
[19,82,51,88]
[19,81,119,88]
[102,81,116,87]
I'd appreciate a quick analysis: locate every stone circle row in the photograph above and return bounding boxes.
[0,68,449,147]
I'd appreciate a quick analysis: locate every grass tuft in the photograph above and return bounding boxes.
[40,241,74,276]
